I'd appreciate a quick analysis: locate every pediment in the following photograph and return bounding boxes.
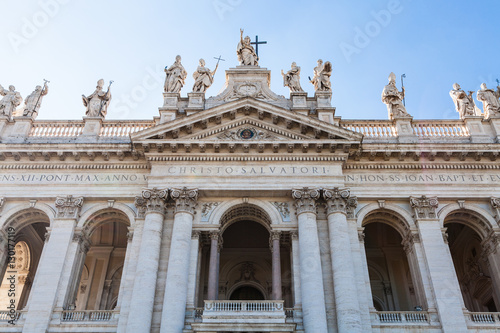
[131,98,362,156]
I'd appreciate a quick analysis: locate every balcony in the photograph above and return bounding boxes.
[465,311,500,330]
[371,310,441,331]
[191,300,296,332]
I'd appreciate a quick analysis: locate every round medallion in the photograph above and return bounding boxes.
[238,128,255,140]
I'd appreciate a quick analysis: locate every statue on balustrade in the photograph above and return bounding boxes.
[82,79,112,118]
[192,59,218,93]
[164,55,187,93]
[310,59,332,92]
[24,81,49,119]
[237,29,259,66]
[281,62,304,92]
[477,83,500,118]
[0,84,22,118]
[382,72,410,119]
[449,83,479,119]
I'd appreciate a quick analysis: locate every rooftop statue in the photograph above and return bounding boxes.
[192,59,218,93]
[0,84,22,118]
[310,59,332,92]
[24,81,49,119]
[82,79,112,118]
[281,62,303,92]
[382,72,410,119]
[164,55,187,93]
[237,29,258,66]
[449,83,478,119]
[477,83,500,118]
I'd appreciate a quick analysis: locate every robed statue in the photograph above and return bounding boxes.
[477,83,500,118]
[0,85,22,118]
[164,55,187,93]
[192,59,218,93]
[449,83,478,118]
[24,81,49,119]
[237,29,258,66]
[82,79,112,118]
[382,72,410,119]
[310,59,332,92]
[281,62,303,92]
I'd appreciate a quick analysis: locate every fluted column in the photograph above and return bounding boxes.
[323,188,362,332]
[207,231,220,300]
[24,196,83,333]
[270,230,282,300]
[410,196,468,332]
[160,188,198,333]
[126,188,168,333]
[292,188,328,332]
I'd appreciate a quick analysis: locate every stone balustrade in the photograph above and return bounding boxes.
[465,311,500,326]
[29,120,155,138]
[60,310,116,322]
[200,300,286,324]
[0,310,23,321]
[376,311,430,324]
[204,300,284,312]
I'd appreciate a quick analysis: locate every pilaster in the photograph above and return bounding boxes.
[126,188,168,333]
[23,195,83,333]
[291,188,328,332]
[160,188,198,333]
[410,195,468,332]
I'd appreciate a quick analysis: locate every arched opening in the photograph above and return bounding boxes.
[364,222,416,311]
[0,210,49,311]
[229,285,265,300]
[445,211,499,312]
[74,215,129,310]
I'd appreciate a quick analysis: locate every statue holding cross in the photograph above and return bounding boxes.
[237,29,259,66]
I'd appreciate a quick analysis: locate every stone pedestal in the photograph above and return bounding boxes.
[394,116,418,143]
[81,117,103,137]
[160,188,198,333]
[9,116,33,142]
[315,91,335,124]
[159,92,180,124]
[463,116,490,143]
[292,188,328,332]
[290,92,308,115]
[0,116,11,141]
[487,117,500,143]
[186,92,205,115]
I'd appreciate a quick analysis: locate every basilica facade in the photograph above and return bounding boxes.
[1,39,500,333]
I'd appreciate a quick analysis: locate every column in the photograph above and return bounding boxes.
[160,188,198,333]
[270,230,282,300]
[186,231,201,315]
[23,195,83,333]
[323,188,362,332]
[481,231,500,308]
[126,188,168,333]
[290,231,302,309]
[207,231,220,300]
[291,188,328,332]
[410,196,468,332]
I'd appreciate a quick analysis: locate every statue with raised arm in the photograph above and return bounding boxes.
[82,79,112,118]
[449,83,479,118]
[237,29,258,66]
[382,72,410,119]
[281,62,303,92]
[477,83,500,118]
[192,59,218,93]
[24,81,49,119]
[164,55,187,93]
[0,85,22,118]
[310,59,332,92]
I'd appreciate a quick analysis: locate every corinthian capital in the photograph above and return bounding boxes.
[55,195,84,219]
[292,188,320,215]
[171,187,198,214]
[323,188,357,217]
[135,188,168,217]
[410,196,438,219]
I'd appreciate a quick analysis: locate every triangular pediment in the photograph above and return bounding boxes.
[131,98,362,156]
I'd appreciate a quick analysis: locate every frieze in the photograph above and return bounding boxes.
[345,173,500,184]
[0,173,148,184]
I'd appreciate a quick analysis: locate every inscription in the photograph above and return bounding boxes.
[164,166,330,175]
[0,174,148,184]
[345,174,500,184]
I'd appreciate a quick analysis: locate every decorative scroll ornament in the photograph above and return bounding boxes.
[135,188,168,216]
[292,187,320,215]
[73,231,91,253]
[171,187,198,214]
[410,196,438,219]
[55,195,84,219]
[323,188,357,217]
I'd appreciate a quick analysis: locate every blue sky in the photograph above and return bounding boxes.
[1,0,499,120]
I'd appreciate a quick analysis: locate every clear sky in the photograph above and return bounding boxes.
[1,0,499,120]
